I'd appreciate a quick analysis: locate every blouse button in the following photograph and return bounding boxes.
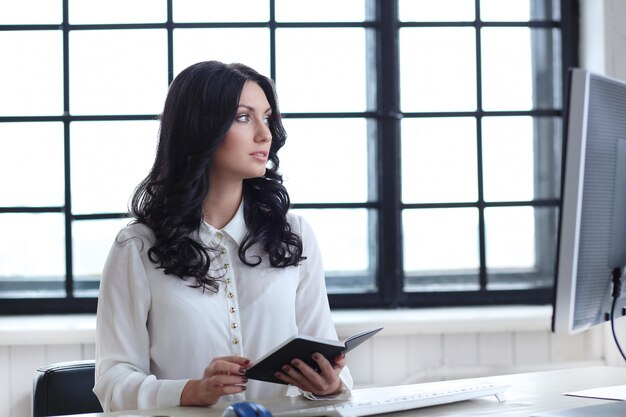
[232,338,240,345]
[223,263,229,269]
[230,307,236,313]
[227,292,234,299]
[216,232,224,240]
[221,249,226,255]
[231,323,238,329]
[225,278,232,284]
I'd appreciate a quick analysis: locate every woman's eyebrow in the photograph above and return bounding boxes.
[238,104,273,113]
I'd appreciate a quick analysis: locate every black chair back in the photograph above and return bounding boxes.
[32,360,103,417]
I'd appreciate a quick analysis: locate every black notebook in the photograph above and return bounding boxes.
[246,327,383,385]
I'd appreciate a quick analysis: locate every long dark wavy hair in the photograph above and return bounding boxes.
[130,61,304,292]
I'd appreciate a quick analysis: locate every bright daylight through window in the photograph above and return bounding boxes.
[0,0,577,314]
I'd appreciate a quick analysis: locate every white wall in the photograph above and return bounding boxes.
[580,0,626,81]
[333,308,605,388]
[0,315,97,417]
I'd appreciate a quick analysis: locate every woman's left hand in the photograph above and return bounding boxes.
[274,352,346,396]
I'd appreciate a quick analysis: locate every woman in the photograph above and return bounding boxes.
[94,61,352,411]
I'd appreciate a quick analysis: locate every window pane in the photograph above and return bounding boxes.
[485,206,556,290]
[73,218,129,297]
[69,29,168,115]
[403,208,480,272]
[0,123,64,207]
[173,29,270,78]
[0,0,61,24]
[69,0,166,23]
[400,28,476,112]
[487,206,556,289]
[401,117,477,203]
[399,0,475,22]
[276,28,367,113]
[482,116,534,202]
[0,214,65,292]
[403,208,479,290]
[0,31,63,116]
[481,28,529,110]
[71,121,159,214]
[484,117,562,202]
[485,206,535,270]
[531,0,561,20]
[173,0,269,22]
[533,117,562,200]
[292,209,370,274]
[281,118,369,203]
[275,0,366,22]
[483,117,561,202]
[482,28,561,111]
[481,0,530,21]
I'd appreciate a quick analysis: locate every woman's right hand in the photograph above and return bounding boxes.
[180,356,251,406]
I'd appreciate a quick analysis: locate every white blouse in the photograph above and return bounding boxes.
[93,203,353,411]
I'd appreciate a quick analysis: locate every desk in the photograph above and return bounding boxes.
[84,366,626,417]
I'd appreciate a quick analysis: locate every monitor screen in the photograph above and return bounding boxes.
[553,68,626,335]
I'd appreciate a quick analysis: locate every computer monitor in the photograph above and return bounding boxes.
[553,68,626,336]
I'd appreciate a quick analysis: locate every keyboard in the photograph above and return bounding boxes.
[271,381,509,417]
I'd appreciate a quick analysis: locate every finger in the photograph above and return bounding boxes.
[291,358,325,382]
[276,361,342,396]
[333,353,347,368]
[208,374,249,387]
[221,384,247,395]
[331,358,346,370]
[304,355,344,394]
[192,375,248,406]
[206,360,248,377]
[311,353,337,375]
[203,382,247,400]
[214,356,252,367]
[288,360,338,394]
[279,363,311,387]
[274,370,302,388]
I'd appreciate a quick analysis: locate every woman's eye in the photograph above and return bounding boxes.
[236,114,250,122]
[263,116,271,125]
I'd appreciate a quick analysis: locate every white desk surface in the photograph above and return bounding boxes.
[78,366,626,417]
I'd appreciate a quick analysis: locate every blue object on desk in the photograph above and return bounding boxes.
[223,401,273,417]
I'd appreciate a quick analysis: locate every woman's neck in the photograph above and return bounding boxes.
[202,179,243,230]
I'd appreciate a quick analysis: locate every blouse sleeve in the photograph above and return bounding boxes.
[93,228,188,411]
[294,216,354,398]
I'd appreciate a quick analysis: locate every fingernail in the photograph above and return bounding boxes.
[275,372,282,379]
[282,365,290,372]
[241,386,247,391]
[242,377,248,383]
[244,359,251,365]
[312,353,321,360]
[239,367,247,375]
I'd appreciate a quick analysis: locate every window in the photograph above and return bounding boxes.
[0,0,578,314]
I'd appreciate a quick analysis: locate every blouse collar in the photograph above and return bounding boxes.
[200,200,246,246]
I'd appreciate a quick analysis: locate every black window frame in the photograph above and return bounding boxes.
[0,0,579,314]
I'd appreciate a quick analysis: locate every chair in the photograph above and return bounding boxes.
[32,360,103,417]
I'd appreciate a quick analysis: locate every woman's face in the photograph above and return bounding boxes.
[210,81,273,182]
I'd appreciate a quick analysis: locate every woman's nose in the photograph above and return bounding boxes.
[255,123,272,143]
